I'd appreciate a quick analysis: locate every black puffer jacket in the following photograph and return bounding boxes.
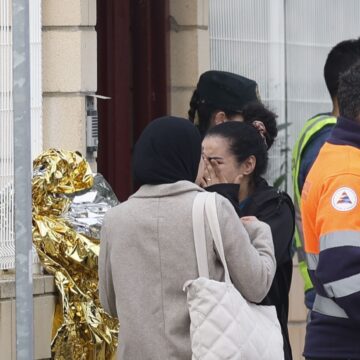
[206,178,295,360]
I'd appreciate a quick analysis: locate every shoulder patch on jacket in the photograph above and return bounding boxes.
[331,187,357,211]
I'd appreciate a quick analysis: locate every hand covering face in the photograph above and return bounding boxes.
[133,116,202,185]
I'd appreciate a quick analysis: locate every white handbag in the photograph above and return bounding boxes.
[184,192,284,360]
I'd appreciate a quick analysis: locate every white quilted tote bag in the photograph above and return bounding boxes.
[184,192,284,360]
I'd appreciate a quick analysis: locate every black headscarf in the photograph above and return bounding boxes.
[133,116,202,185]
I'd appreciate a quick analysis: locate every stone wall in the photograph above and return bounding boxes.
[42,0,97,155]
[169,0,210,118]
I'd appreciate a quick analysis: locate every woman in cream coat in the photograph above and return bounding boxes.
[99,116,276,360]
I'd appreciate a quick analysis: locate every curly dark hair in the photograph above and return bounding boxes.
[241,103,278,149]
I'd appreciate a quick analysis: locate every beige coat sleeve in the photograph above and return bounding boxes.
[216,194,276,303]
[98,219,118,318]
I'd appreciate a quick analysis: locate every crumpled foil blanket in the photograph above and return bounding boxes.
[32,149,119,359]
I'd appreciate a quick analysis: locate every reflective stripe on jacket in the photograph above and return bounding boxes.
[291,114,337,291]
[301,116,360,358]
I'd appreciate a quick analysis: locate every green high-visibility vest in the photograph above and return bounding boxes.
[292,114,337,291]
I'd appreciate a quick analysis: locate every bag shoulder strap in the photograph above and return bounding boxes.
[204,192,231,284]
[192,192,232,284]
[192,192,210,278]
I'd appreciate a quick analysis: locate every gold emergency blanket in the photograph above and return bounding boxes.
[32,149,119,359]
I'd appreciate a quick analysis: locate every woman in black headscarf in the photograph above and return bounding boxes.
[132,116,202,185]
[99,116,276,360]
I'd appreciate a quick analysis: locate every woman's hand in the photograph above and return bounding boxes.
[200,157,244,188]
[200,158,227,187]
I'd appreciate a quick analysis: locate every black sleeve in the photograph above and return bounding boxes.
[204,183,242,217]
[255,194,295,265]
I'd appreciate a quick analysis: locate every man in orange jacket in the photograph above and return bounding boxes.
[301,61,360,359]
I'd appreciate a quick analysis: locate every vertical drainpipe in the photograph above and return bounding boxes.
[12,0,34,357]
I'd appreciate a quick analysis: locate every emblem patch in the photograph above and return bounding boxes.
[331,187,357,211]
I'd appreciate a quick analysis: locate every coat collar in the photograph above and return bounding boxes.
[130,180,205,199]
[327,116,360,149]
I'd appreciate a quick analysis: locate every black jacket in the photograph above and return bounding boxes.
[206,179,295,360]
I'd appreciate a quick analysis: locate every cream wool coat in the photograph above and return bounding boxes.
[99,181,276,360]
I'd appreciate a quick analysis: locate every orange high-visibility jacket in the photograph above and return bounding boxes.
[301,116,360,358]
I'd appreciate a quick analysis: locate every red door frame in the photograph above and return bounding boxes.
[96,0,169,201]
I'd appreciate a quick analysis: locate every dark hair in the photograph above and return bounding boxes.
[241,103,278,149]
[338,61,360,120]
[188,89,241,137]
[324,38,360,98]
[206,122,268,181]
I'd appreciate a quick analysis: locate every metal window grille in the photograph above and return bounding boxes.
[0,0,42,270]
[209,0,360,192]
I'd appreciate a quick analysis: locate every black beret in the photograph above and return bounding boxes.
[196,70,261,112]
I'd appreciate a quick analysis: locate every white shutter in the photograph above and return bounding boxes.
[0,0,42,270]
[209,0,360,193]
